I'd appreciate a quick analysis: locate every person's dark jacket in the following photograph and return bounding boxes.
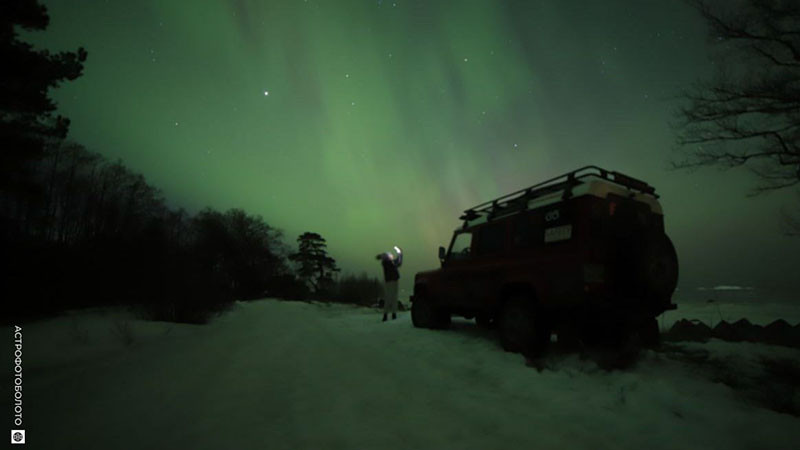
[380,253,402,282]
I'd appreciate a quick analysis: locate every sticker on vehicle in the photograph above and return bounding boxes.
[544,224,572,243]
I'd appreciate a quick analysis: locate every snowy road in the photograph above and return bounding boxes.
[4,299,800,449]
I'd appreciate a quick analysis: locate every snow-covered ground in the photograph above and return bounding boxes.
[3,298,800,450]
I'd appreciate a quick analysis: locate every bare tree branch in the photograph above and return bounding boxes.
[675,0,800,234]
[751,44,800,67]
[690,0,800,62]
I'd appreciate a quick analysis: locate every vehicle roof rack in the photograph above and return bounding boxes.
[458,165,657,223]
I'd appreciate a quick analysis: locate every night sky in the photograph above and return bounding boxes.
[25,0,800,297]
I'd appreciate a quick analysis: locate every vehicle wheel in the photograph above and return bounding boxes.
[638,233,679,300]
[636,318,661,349]
[412,294,449,329]
[411,293,437,329]
[499,296,548,355]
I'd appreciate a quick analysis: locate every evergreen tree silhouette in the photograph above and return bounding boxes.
[289,232,340,294]
[0,0,87,191]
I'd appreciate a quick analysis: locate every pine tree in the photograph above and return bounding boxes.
[289,232,340,294]
[0,0,87,191]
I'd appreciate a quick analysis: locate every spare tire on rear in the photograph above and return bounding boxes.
[637,232,678,300]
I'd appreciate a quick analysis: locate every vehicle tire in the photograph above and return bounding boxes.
[636,318,661,349]
[411,293,437,329]
[412,294,450,329]
[498,296,548,355]
[638,233,679,300]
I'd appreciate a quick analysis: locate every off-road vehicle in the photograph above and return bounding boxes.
[410,166,678,353]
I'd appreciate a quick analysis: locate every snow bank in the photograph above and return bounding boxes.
[2,300,799,450]
[696,286,755,291]
[660,292,800,330]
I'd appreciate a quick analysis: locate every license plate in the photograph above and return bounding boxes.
[544,224,572,243]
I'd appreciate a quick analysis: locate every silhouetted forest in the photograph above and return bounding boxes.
[1,137,389,323]
[1,0,382,324]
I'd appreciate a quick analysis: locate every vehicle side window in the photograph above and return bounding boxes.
[513,213,543,248]
[448,232,472,261]
[476,223,505,256]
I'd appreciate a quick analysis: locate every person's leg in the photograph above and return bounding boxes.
[387,281,398,318]
[382,282,389,321]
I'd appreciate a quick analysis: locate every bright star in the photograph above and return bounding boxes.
[264,91,269,96]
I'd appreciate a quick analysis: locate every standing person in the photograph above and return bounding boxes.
[376,246,402,322]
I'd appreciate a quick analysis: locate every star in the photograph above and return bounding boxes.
[264,91,269,96]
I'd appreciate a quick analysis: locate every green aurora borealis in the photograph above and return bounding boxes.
[25,0,800,298]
